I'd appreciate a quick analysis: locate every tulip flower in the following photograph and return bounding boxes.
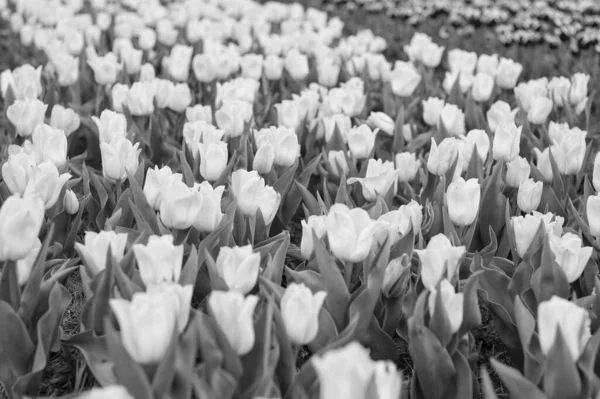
[378,200,422,243]
[6,98,47,137]
[145,283,192,333]
[492,121,521,162]
[23,163,72,209]
[389,61,421,97]
[527,96,553,125]
[100,137,141,182]
[0,195,45,261]
[186,105,213,125]
[208,291,259,356]
[10,64,42,100]
[476,53,499,76]
[550,137,586,176]
[15,238,41,286]
[486,100,517,133]
[420,97,444,128]
[394,152,420,182]
[125,81,154,116]
[321,114,352,143]
[495,58,523,89]
[428,279,464,333]
[254,126,300,167]
[230,169,281,225]
[300,215,328,259]
[2,152,35,196]
[216,78,260,106]
[110,291,179,364]
[446,177,480,226]
[548,76,571,107]
[31,124,68,167]
[63,189,79,215]
[192,53,218,83]
[281,283,327,345]
[427,137,462,177]
[192,182,224,233]
[216,245,260,295]
[159,180,202,230]
[511,212,564,258]
[76,385,134,399]
[440,103,466,136]
[325,204,387,263]
[367,111,394,136]
[165,44,193,82]
[514,78,548,112]
[122,48,143,75]
[382,256,410,298]
[447,49,478,75]
[593,152,600,192]
[537,296,591,361]
[292,90,320,123]
[284,49,309,82]
[253,143,275,174]
[197,141,228,182]
[443,72,474,94]
[328,150,350,178]
[92,110,127,144]
[111,84,129,113]
[464,129,490,162]
[264,54,284,80]
[505,156,531,187]
[569,73,589,111]
[549,233,592,283]
[50,104,80,137]
[517,178,543,214]
[215,100,253,138]
[87,52,121,86]
[143,166,183,211]
[133,235,184,287]
[587,193,600,238]
[75,230,128,276]
[533,147,553,182]
[274,100,301,131]
[348,159,398,201]
[51,52,80,87]
[317,56,340,87]
[166,83,193,113]
[471,72,495,102]
[416,233,466,291]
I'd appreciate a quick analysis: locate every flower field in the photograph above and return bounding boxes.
[0,0,599,398]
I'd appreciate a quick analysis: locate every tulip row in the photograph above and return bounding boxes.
[0,0,599,398]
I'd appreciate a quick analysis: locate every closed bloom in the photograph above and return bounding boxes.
[347,124,376,159]
[549,233,593,283]
[165,44,193,82]
[428,279,464,333]
[447,49,478,75]
[440,103,466,136]
[378,200,423,244]
[593,152,600,192]
[443,72,474,94]
[495,57,523,89]
[166,83,193,113]
[533,147,553,182]
[87,52,121,86]
[264,54,284,80]
[389,61,421,97]
[550,136,586,176]
[75,385,134,399]
[300,215,328,259]
[492,121,521,162]
[143,166,183,211]
[215,100,253,138]
[254,126,300,167]
[527,97,553,125]
[325,203,387,263]
[23,163,72,209]
[230,169,281,225]
[7,99,47,137]
[321,114,352,143]
[416,233,466,291]
[348,158,398,201]
[100,138,141,182]
[328,150,350,178]
[505,156,531,187]
[275,100,301,131]
[281,283,327,345]
[587,194,600,238]
[198,141,228,181]
[253,143,275,174]
[471,72,495,102]
[0,195,45,261]
[31,124,68,167]
[51,52,80,87]
[395,152,420,182]
[50,104,80,137]
[2,152,35,196]
[317,56,340,88]
[125,82,154,116]
[367,111,394,136]
[216,245,260,295]
[517,178,543,213]
[133,235,184,287]
[75,230,128,276]
[427,137,461,177]
[515,78,549,112]
[548,76,571,107]
[477,53,499,76]
[192,53,218,83]
[208,291,259,356]
[463,129,490,163]
[110,291,179,364]
[111,84,129,113]
[284,49,309,82]
[186,105,213,124]
[569,73,589,108]
[486,100,517,133]
[159,180,202,230]
[382,256,410,298]
[538,296,591,361]
[63,189,79,215]
[422,97,445,127]
[446,177,480,226]
[511,212,564,258]
[192,181,224,233]
[10,64,42,100]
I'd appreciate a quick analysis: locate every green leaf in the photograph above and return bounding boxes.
[62,331,116,386]
[127,170,160,234]
[479,161,506,246]
[0,261,20,311]
[530,235,570,303]
[543,328,582,399]
[0,301,35,394]
[491,359,546,399]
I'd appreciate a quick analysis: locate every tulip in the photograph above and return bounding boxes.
[547,122,586,144]
[321,114,351,143]
[165,44,193,82]
[367,111,394,136]
[427,137,461,177]
[419,41,445,68]
[550,137,586,176]
[76,386,134,399]
[347,124,376,159]
[100,138,141,182]
[264,54,284,80]
[192,53,218,83]
[111,84,129,113]
[133,235,184,287]
[348,158,398,201]
[166,83,193,113]
[378,200,422,243]
[511,212,564,258]
[75,230,128,276]
[145,283,192,334]
[15,237,41,286]
[139,63,155,82]
[159,180,202,230]
[23,163,72,209]
[515,78,548,112]
[110,291,179,364]
[447,49,478,75]
[253,143,275,174]
[549,233,593,283]
[382,256,411,298]
[446,177,480,226]
[216,78,259,106]
[0,195,45,261]
[230,169,281,225]
[404,33,435,63]
[569,73,589,109]
[505,156,531,187]
[88,52,121,86]
[63,189,79,215]
[239,53,263,81]
[300,215,328,259]
[328,150,350,178]
[208,291,259,356]
[254,126,300,167]
[495,58,523,89]
[325,203,387,263]
[186,105,213,124]
[215,100,253,138]
[192,181,224,233]
[122,48,143,75]
[389,61,421,97]
[533,147,553,182]
[587,194,600,238]
[492,121,521,162]
[395,152,420,182]
[422,97,445,127]
[442,72,474,94]
[464,129,490,162]
[125,82,154,116]
[2,152,35,196]
[281,283,327,345]
[416,233,466,291]
[6,99,47,137]
[548,76,571,107]
[50,104,80,137]
[317,56,340,87]
[527,97,553,125]
[274,100,301,131]
[143,166,183,211]
[537,296,591,361]
[517,178,542,213]
[284,49,309,81]
[197,141,228,182]
[477,53,499,76]
[428,279,464,333]
[31,124,68,167]
[215,245,260,294]
[486,100,517,133]
[440,103,466,136]
[593,152,600,192]
[51,52,80,87]
[293,90,320,122]
[471,72,495,102]
[10,64,42,100]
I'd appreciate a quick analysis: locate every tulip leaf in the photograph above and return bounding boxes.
[451,351,474,399]
[294,180,321,217]
[491,358,546,399]
[0,261,20,312]
[429,282,454,348]
[391,105,405,153]
[360,315,397,361]
[514,296,544,383]
[273,161,298,201]
[459,271,482,335]
[261,231,289,285]
[480,367,500,399]
[126,170,160,234]
[203,249,229,292]
[203,313,244,380]
[170,313,197,399]
[543,328,582,399]
[530,236,570,303]
[0,301,35,395]
[538,184,566,219]
[479,161,506,246]
[547,148,565,201]
[214,151,238,188]
[92,247,116,335]
[87,166,110,229]
[64,194,92,254]
[179,244,199,286]
[152,323,179,399]
[307,307,338,353]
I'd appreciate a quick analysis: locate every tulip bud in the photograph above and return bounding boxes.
[477,53,499,76]
[550,137,586,176]
[492,121,521,162]
[186,105,213,125]
[327,150,350,178]
[593,152,600,192]
[208,291,259,356]
[253,143,275,174]
[110,291,179,364]
[63,189,79,215]
[198,141,228,181]
[254,126,300,167]
[527,96,553,125]
[440,103,466,136]
[215,100,253,138]
[133,235,184,287]
[394,152,420,182]
[428,279,464,333]
[321,114,351,143]
[215,245,260,294]
[511,212,564,258]
[159,180,202,230]
[537,296,591,361]
[549,233,592,283]
[495,57,523,89]
[533,147,553,182]
[347,124,376,159]
[422,97,445,127]
[284,49,309,81]
[517,178,542,213]
[471,72,495,102]
[100,138,141,182]
[281,283,327,345]
[2,152,35,196]
[548,76,571,107]
[300,215,327,259]
[486,100,517,134]
[348,159,398,201]
[0,195,45,261]
[264,54,284,80]
[427,137,461,177]
[389,61,421,97]
[50,104,80,137]
[505,156,531,187]
[569,73,589,109]
[143,166,183,211]
[6,98,47,137]
[125,81,154,116]
[382,256,411,298]
[367,111,394,136]
[75,230,128,276]
[192,181,224,233]
[446,177,480,226]
[325,203,387,263]
[31,124,68,167]
[230,169,281,225]
[416,233,466,291]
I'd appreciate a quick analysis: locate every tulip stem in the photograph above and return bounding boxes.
[344,262,353,288]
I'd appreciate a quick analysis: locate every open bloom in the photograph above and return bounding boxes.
[446,177,480,226]
[511,212,564,258]
[159,181,202,230]
[348,159,398,201]
[133,235,184,287]
[416,234,466,291]
[367,112,394,136]
[230,169,281,225]
[215,100,253,138]
[208,291,259,356]
[143,166,183,211]
[100,137,141,182]
[31,123,68,167]
[548,233,593,283]
[216,245,260,295]
[50,104,80,137]
[281,283,327,345]
[75,230,128,276]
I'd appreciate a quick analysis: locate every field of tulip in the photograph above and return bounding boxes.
[1,0,600,398]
